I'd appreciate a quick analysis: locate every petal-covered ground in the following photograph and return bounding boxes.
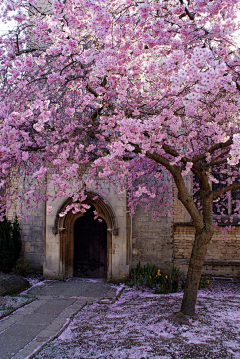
[0,295,35,319]
[34,283,240,359]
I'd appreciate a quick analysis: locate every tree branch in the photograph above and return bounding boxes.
[162,144,179,158]
[184,7,195,20]
[187,138,233,165]
[212,182,240,199]
[179,0,195,20]
[86,84,99,98]
[198,148,230,169]
[208,138,233,155]
[133,146,204,231]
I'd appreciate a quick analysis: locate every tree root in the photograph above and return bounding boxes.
[168,311,198,325]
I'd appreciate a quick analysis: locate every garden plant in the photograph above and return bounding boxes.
[0,217,22,273]
[124,263,182,294]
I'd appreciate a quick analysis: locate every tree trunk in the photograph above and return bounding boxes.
[180,229,213,316]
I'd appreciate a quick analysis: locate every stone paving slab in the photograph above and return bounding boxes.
[27,278,117,299]
[20,313,57,326]
[0,279,118,359]
[12,300,87,359]
[0,324,45,359]
[34,298,76,315]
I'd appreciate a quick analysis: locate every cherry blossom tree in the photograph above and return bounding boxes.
[1,0,240,316]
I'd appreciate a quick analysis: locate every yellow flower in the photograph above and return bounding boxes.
[157,269,161,276]
[149,276,151,279]
[165,275,168,279]
[207,280,209,284]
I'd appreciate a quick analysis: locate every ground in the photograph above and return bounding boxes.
[33,282,240,359]
[0,273,37,319]
[0,295,34,319]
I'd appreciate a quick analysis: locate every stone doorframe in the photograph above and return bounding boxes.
[52,191,118,280]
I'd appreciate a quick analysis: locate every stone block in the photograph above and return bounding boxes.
[0,275,30,296]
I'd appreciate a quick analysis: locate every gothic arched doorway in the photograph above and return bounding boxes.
[74,204,107,278]
[51,191,119,280]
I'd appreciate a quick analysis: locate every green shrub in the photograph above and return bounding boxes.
[124,262,181,294]
[0,217,22,273]
[181,275,210,290]
[154,267,181,294]
[199,276,210,288]
[12,257,31,276]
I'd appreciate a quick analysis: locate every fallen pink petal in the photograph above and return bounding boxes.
[35,283,240,359]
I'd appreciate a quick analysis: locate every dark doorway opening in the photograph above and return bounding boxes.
[74,204,107,277]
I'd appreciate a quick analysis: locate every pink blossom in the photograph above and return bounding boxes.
[1,0,240,314]
[22,152,29,161]
[25,56,33,68]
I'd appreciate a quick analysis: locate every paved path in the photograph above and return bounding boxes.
[0,278,119,359]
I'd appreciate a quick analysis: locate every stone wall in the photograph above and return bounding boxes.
[7,176,46,273]
[173,225,240,277]
[44,181,130,281]
[172,182,191,223]
[19,200,46,272]
[173,178,240,277]
[132,206,174,273]
[10,171,240,278]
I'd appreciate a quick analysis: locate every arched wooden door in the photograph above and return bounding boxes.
[74,204,107,277]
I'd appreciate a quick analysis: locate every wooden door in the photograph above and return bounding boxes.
[74,204,107,277]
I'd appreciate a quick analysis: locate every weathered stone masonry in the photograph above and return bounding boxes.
[16,180,240,279]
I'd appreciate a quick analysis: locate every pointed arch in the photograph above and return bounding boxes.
[52,190,118,235]
[52,190,118,279]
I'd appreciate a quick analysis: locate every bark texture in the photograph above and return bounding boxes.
[148,153,216,316]
[180,229,213,316]
[176,169,214,316]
